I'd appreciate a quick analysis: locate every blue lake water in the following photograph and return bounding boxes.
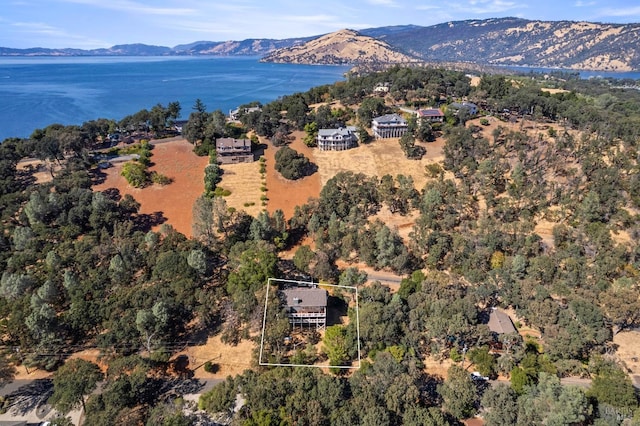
[2,56,639,142]
[0,56,350,141]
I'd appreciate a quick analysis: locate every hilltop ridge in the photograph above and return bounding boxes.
[260,29,419,65]
[2,17,640,71]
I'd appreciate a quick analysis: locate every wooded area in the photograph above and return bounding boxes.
[1,65,640,424]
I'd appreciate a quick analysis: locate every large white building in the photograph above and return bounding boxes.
[317,126,359,151]
[372,114,408,139]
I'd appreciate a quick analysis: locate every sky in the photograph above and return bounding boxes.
[2,0,640,49]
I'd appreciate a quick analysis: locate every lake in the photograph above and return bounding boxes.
[0,56,351,141]
[2,56,639,142]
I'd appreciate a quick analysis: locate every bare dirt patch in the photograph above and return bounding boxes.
[541,87,570,94]
[263,132,322,219]
[176,334,255,379]
[93,138,208,238]
[371,206,420,243]
[16,159,58,185]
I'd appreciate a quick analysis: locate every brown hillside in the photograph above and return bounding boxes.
[261,29,418,65]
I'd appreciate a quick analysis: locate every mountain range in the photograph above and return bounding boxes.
[3,17,640,71]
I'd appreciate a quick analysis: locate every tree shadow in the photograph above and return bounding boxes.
[4,378,53,417]
[100,187,122,202]
[15,167,38,189]
[303,162,319,177]
[89,167,108,185]
[326,295,348,327]
[252,143,268,159]
[0,360,16,388]
[134,211,167,232]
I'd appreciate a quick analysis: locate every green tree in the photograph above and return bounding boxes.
[274,146,312,180]
[588,360,638,411]
[437,365,478,419]
[399,132,423,159]
[199,376,237,413]
[468,346,496,378]
[324,325,349,373]
[121,161,148,188]
[357,97,386,124]
[303,122,318,147]
[293,245,315,274]
[481,384,518,426]
[49,359,103,414]
[516,373,590,426]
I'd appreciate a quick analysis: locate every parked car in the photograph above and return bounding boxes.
[471,371,489,381]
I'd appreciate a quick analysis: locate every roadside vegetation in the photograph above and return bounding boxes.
[1,65,640,424]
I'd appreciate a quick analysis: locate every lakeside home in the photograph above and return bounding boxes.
[317,126,359,151]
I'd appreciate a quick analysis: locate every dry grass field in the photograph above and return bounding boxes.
[217,161,263,218]
[313,136,445,190]
[175,334,256,379]
[613,331,640,387]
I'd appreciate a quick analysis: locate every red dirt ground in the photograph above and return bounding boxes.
[93,138,209,238]
[263,131,322,219]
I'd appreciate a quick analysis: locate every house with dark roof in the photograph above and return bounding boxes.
[487,308,517,335]
[372,113,408,139]
[281,287,328,330]
[417,108,445,123]
[317,126,358,151]
[215,138,253,164]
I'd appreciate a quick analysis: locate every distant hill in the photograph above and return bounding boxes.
[0,37,313,57]
[2,17,640,70]
[172,36,315,56]
[362,17,640,71]
[260,29,419,65]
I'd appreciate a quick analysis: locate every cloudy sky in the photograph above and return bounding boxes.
[2,0,640,49]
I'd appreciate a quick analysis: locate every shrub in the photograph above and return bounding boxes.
[480,118,490,126]
[121,162,148,188]
[274,146,313,180]
[204,163,221,196]
[203,361,219,373]
[194,139,215,156]
[150,171,172,185]
[424,163,444,178]
[213,187,231,197]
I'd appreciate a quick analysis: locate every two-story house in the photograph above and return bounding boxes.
[317,126,359,151]
[216,138,253,164]
[371,113,408,139]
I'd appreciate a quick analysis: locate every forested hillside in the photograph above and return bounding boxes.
[2,66,640,424]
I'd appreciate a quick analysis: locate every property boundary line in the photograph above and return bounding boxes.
[259,277,361,369]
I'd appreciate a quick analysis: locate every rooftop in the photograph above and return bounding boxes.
[282,287,328,308]
[372,113,407,124]
[417,108,444,117]
[487,308,517,334]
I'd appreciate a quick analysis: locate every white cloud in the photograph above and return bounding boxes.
[575,1,596,6]
[600,6,640,17]
[59,0,195,16]
[415,5,441,11]
[366,0,400,7]
[455,0,521,14]
[10,20,108,47]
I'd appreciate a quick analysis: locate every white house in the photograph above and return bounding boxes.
[317,126,358,151]
[372,113,408,139]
